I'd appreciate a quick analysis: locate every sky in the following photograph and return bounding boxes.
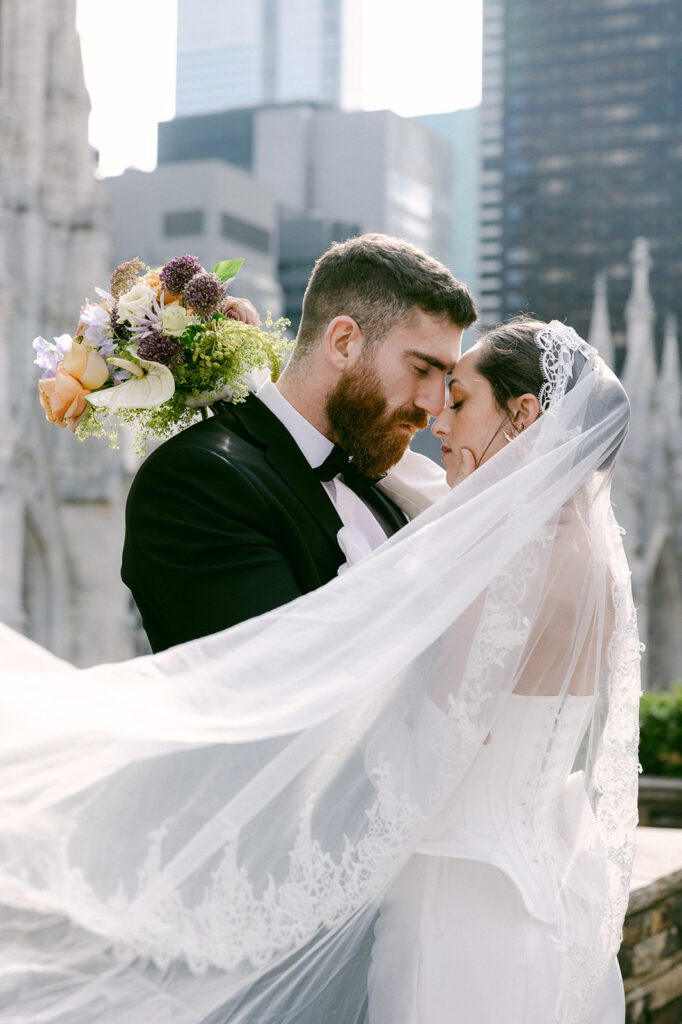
[76,0,482,178]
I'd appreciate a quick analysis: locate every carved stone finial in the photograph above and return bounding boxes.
[623,237,656,399]
[588,270,614,368]
[660,313,681,424]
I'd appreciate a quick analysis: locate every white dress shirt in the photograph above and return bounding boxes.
[256,378,388,554]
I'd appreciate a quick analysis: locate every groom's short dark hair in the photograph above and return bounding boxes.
[292,233,477,363]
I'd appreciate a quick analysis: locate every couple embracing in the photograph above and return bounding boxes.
[2,234,638,1024]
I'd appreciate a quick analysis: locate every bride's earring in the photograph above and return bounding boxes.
[503,415,524,443]
[502,415,517,443]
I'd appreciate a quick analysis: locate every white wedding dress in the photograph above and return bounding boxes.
[367,692,626,1023]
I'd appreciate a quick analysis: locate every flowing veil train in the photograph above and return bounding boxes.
[0,325,640,1023]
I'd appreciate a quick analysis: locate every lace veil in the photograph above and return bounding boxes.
[0,323,640,1023]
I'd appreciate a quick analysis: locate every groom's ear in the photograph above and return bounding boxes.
[324,316,365,371]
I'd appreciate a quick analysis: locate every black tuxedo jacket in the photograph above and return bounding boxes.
[122,395,407,652]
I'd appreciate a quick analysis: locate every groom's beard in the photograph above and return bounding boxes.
[326,358,428,478]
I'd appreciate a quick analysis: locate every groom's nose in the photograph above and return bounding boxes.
[414,378,447,419]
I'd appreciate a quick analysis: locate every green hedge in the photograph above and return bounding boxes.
[639,684,682,778]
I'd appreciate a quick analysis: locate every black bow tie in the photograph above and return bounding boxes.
[314,444,383,497]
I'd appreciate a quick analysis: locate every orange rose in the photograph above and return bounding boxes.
[142,269,182,305]
[62,340,109,389]
[39,369,91,433]
[141,269,162,293]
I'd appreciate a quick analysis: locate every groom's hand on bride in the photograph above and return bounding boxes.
[453,447,476,486]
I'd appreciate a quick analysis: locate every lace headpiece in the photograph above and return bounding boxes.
[534,320,597,411]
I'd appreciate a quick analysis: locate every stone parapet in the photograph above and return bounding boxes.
[622,828,682,1023]
[639,778,682,830]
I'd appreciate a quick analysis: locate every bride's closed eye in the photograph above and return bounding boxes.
[449,400,463,411]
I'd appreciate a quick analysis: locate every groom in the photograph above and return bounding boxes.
[122,233,476,651]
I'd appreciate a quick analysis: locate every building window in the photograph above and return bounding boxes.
[163,210,204,237]
[221,214,270,253]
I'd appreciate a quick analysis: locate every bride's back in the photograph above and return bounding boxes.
[513,494,615,699]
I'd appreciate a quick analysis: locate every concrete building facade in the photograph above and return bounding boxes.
[0,0,134,665]
[159,104,453,266]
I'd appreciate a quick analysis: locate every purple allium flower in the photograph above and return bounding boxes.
[110,257,146,299]
[33,333,72,378]
[110,304,132,341]
[182,271,227,319]
[138,330,185,368]
[160,254,203,296]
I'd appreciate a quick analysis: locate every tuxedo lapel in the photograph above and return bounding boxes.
[215,395,407,543]
[364,486,408,537]
[217,397,344,546]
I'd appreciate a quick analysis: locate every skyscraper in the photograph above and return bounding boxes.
[175,0,362,116]
[478,0,682,349]
[416,108,480,309]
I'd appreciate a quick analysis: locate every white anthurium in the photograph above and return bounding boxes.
[86,355,175,410]
[107,357,144,377]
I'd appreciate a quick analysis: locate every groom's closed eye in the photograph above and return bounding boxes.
[405,350,452,375]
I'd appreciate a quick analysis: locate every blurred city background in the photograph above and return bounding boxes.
[2,0,681,693]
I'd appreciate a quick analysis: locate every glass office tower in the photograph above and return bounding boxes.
[175,0,362,117]
[478,0,682,349]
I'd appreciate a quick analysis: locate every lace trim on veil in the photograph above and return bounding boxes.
[536,321,596,413]
[563,509,641,1023]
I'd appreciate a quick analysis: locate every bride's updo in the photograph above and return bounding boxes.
[475,315,594,415]
[474,315,547,413]
[475,315,627,469]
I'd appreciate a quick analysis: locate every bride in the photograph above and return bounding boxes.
[0,319,639,1023]
[368,318,631,1023]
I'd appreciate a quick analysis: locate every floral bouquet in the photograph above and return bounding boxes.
[34,254,290,450]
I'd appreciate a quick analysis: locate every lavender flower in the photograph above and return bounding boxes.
[33,333,72,378]
[110,257,146,299]
[138,330,185,368]
[109,366,132,384]
[80,303,114,353]
[160,254,203,295]
[183,271,227,319]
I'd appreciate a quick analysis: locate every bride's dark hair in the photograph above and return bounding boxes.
[477,315,628,469]
[474,315,546,412]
